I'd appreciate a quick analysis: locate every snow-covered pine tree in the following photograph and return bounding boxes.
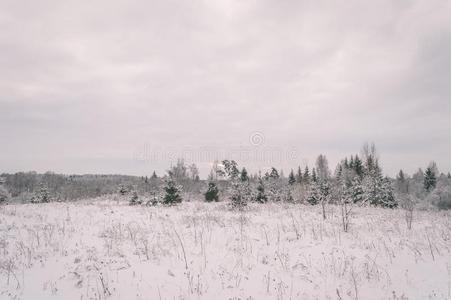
[311,168,317,183]
[255,178,268,203]
[380,177,397,208]
[288,169,296,185]
[362,168,382,206]
[353,155,364,178]
[204,182,219,202]
[296,166,303,184]
[163,178,182,205]
[264,168,283,202]
[230,180,251,209]
[220,160,240,180]
[350,176,364,203]
[268,167,279,179]
[349,155,355,170]
[335,164,343,179]
[240,168,249,182]
[361,167,396,208]
[306,182,320,205]
[424,167,437,192]
[303,166,310,185]
[31,184,51,203]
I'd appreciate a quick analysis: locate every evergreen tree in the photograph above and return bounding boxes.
[349,155,355,170]
[335,164,343,179]
[448,172,451,179]
[151,171,158,179]
[240,168,249,182]
[221,160,240,180]
[312,168,317,183]
[307,178,329,206]
[353,155,364,178]
[303,166,310,184]
[268,167,279,179]
[255,178,268,203]
[424,167,437,192]
[318,179,331,219]
[31,184,51,203]
[204,182,219,202]
[306,183,320,205]
[163,178,182,205]
[361,167,397,208]
[288,169,296,185]
[350,177,364,203]
[296,166,303,184]
[380,177,397,208]
[261,167,285,202]
[230,180,251,209]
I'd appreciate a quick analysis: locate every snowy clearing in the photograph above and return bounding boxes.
[0,199,450,300]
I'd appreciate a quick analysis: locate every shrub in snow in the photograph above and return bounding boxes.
[129,191,142,205]
[204,182,219,202]
[118,184,128,195]
[163,179,182,205]
[437,198,451,210]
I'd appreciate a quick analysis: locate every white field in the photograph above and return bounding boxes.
[0,198,450,300]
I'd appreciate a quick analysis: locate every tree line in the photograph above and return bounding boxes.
[1,143,450,211]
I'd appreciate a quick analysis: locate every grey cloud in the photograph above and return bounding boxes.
[1,0,451,177]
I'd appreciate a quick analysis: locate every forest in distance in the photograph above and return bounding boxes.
[1,143,450,213]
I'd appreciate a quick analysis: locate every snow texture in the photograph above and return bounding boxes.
[0,198,449,299]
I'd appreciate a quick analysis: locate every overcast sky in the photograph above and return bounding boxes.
[1,0,451,177]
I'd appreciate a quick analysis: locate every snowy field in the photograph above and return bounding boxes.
[0,199,450,300]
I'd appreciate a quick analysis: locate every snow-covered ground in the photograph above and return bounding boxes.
[0,198,450,300]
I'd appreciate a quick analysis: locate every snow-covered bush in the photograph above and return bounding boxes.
[129,191,142,205]
[426,181,451,210]
[204,182,219,202]
[118,184,129,195]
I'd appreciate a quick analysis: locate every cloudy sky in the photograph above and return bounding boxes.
[1,0,450,177]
